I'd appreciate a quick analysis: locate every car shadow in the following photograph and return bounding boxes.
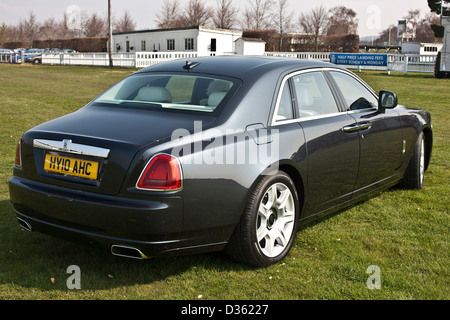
[0,200,254,292]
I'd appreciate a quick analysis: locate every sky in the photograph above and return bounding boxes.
[0,0,435,37]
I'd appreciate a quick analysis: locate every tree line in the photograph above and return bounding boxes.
[0,10,136,48]
[156,0,360,51]
[0,0,445,51]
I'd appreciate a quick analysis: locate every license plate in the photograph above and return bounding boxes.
[44,154,99,180]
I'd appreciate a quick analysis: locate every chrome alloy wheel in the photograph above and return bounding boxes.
[256,182,295,258]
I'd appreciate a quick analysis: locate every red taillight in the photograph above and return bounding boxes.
[14,139,22,168]
[137,154,182,191]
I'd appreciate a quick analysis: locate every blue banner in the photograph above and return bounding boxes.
[330,53,388,67]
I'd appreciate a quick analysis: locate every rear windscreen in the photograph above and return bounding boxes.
[93,73,239,113]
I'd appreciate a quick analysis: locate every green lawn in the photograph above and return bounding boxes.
[0,64,448,300]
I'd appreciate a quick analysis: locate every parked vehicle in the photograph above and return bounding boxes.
[9,56,432,267]
[23,49,44,64]
[26,54,42,65]
[435,15,450,78]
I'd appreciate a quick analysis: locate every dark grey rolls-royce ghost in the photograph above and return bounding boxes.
[9,56,432,267]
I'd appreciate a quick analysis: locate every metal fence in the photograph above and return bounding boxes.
[1,50,438,75]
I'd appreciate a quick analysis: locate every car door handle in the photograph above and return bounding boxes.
[343,122,372,133]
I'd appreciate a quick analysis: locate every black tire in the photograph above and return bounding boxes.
[401,132,426,190]
[434,52,444,79]
[225,171,300,267]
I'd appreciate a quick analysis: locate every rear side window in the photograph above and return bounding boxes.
[275,81,294,121]
[330,71,378,111]
[94,73,238,113]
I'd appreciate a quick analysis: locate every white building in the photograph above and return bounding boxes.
[113,26,243,56]
[401,42,443,55]
[235,37,266,55]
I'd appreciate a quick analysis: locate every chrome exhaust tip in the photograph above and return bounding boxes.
[111,245,148,259]
[17,217,32,232]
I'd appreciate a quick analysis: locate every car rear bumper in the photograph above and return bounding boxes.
[9,176,187,258]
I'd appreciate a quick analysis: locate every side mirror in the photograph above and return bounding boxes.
[379,90,398,110]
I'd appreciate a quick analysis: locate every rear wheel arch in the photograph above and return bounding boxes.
[225,164,305,267]
[246,163,305,217]
[422,127,432,171]
[278,164,305,216]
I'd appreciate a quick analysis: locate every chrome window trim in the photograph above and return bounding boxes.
[270,67,379,127]
[271,68,341,126]
[271,111,347,127]
[33,139,110,158]
[326,68,379,103]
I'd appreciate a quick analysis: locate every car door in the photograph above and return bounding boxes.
[328,70,404,195]
[273,70,360,217]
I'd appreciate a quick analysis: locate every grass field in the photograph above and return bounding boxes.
[0,64,448,300]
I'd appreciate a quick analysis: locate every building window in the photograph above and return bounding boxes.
[211,38,217,52]
[185,38,194,50]
[167,39,175,51]
[141,40,146,51]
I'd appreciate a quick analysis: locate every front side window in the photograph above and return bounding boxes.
[93,73,238,113]
[330,71,378,111]
[292,71,339,118]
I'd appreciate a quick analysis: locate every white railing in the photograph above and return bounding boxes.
[135,51,199,68]
[387,54,436,74]
[42,53,136,67]
[265,52,330,61]
[0,53,22,64]
[266,52,436,74]
[36,51,439,74]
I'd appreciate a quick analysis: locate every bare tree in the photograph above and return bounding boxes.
[272,0,294,50]
[326,6,358,35]
[416,12,442,42]
[155,0,182,28]
[6,23,22,43]
[22,12,41,46]
[0,23,10,46]
[68,8,90,38]
[39,18,59,40]
[57,13,74,39]
[298,6,328,52]
[181,0,214,27]
[376,24,398,44]
[82,13,106,37]
[212,0,238,29]
[241,0,273,30]
[114,11,136,32]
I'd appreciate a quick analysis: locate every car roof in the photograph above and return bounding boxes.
[137,55,344,79]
